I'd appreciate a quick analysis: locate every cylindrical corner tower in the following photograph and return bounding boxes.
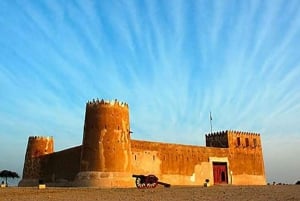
[19,136,54,186]
[75,99,132,187]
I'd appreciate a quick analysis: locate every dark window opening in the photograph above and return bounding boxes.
[253,138,257,147]
[245,138,249,147]
[237,137,241,146]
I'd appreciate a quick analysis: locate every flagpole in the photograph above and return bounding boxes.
[210,111,213,134]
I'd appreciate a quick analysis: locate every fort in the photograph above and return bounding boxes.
[19,99,266,187]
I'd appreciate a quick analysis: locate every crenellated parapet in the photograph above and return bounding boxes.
[227,130,260,136]
[86,98,129,109]
[206,130,260,137]
[205,131,229,148]
[206,130,261,149]
[227,130,261,149]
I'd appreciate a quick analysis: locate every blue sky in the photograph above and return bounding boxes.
[0,0,299,185]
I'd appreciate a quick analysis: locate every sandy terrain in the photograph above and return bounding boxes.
[0,185,299,201]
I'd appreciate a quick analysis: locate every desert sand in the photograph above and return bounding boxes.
[0,185,299,201]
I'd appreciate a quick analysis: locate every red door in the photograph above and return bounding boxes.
[213,162,228,184]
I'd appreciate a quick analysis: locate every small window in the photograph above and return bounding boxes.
[153,155,155,161]
[245,138,249,147]
[237,137,241,146]
[253,138,257,147]
[134,155,137,160]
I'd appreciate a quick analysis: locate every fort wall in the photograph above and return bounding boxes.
[38,145,81,186]
[19,99,266,187]
[131,140,230,185]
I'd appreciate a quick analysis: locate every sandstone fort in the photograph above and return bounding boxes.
[19,99,266,187]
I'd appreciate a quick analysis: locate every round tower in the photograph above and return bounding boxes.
[75,99,132,187]
[19,136,54,186]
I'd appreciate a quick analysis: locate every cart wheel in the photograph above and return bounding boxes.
[135,177,143,189]
[146,175,158,188]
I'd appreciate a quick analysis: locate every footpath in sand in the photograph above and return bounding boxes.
[0,185,300,201]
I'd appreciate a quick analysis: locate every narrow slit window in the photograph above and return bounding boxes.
[245,138,249,147]
[253,138,257,147]
[237,137,241,146]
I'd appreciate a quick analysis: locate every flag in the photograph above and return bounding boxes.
[210,112,212,121]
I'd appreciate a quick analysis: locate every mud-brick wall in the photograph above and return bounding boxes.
[131,140,230,185]
[228,147,264,175]
[227,131,265,175]
[80,100,131,173]
[22,136,54,179]
[227,131,266,184]
[38,145,81,182]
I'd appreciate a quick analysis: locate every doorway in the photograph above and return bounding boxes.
[213,162,228,184]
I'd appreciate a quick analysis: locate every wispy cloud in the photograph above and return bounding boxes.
[0,0,299,183]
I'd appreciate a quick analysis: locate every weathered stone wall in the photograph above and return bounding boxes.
[131,140,230,185]
[19,100,266,187]
[79,99,131,173]
[21,136,54,179]
[74,99,132,187]
[38,145,81,184]
[130,130,266,186]
[227,131,266,185]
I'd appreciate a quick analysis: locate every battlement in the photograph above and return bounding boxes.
[227,130,260,136]
[206,130,260,137]
[28,136,53,141]
[205,130,229,148]
[86,98,128,108]
[206,130,261,148]
[205,130,227,137]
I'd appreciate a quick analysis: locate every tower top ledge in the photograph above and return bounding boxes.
[86,98,128,108]
[28,136,53,140]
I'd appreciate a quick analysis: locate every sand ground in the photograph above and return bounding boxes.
[0,185,299,201]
